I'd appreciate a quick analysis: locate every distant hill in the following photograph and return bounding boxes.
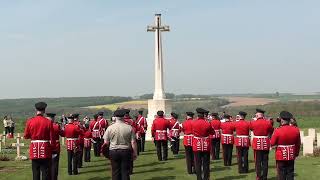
[0,96,132,118]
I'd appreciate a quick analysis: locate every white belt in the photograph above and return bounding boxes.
[278,145,295,148]
[156,130,166,133]
[222,134,233,137]
[194,136,209,139]
[172,129,179,130]
[84,138,91,140]
[237,135,249,138]
[66,138,79,140]
[56,140,60,142]
[215,130,220,132]
[184,134,193,137]
[93,130,99,132]
[31,140,49,143]
[253,136,268,138]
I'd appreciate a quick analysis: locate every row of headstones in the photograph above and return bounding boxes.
[300,128,320,156]
[248,128,320,156]
[0,132,67,157]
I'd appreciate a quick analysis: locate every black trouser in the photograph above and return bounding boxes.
[155,140,168,161]
[222,144,233,166]
[137,139,141,155]
[78,145,84,168]
[32,158,51,180]
[110,149,131,180]
[277,160,295,180]
[141,133,146,152]
[255,150,269,180]
[237,147,249,173]
[67,150,78,175]
[93,138,101,157]
[10,127,14,135]
[194,151,210,180]
[185,146,195,174]
[5,127,9,135]
[211,138,220,160]
[129,149,133,174]
[84,147,91,162]
[171,137,180,155]
[51,153,60,180]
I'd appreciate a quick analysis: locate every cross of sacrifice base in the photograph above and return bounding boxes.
[12,133,24,157]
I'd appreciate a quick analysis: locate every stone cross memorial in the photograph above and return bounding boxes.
[12,133,25,157]
[300,131,304,144]
[146,14,172,140]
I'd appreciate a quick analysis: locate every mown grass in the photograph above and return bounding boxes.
[1,138,320,180]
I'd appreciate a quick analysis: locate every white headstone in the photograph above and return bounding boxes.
[308,128,316,142]
[300,131,304,144]
[317,133,320,147]
[303,136,314,156]
[1,132,6,147]
[12,134,24,157]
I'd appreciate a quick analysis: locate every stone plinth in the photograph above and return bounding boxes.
[317,133,320,147]
[303,136,314,156]
[146,99,172,141]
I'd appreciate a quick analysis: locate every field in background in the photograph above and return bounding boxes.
[87,100,148,111]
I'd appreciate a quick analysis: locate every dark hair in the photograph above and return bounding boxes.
[4,116,7,119]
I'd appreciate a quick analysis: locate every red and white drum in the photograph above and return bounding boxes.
[84,138,92,148]
[235,135,250,147]
[221,134,234,144]
[252,136,270,150]
[193,136,210,152]
[276,145,296,160]
[66,138,79,151]
[183,134,193,146]
[30,140,51,159]
[155,130,167,141]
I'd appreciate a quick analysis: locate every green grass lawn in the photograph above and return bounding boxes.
[1,139,320,180]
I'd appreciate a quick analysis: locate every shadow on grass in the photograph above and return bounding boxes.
[135,161,165,168]
[145,176,176,180]
[216,175,247,180]
[85,164,107,168]
[134,167,173,174]
[80,168,108,174]
[87,177,110,180]
[211,166,231,172]
[167,155,185,160]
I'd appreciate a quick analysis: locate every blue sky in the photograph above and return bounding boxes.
[0,1,319,99]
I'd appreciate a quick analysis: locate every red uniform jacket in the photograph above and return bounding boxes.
[220,121,235,144]
[192,117,214,152]
[210,119,221,139]
[52,122,63,153]
[98,118,108,136]
[83,129,92,148]
[24,115,55,159]
[63,123,81,151]
[90,120,101,138]
[125,116,140,139]
[250,118,274,150]
[169,118,181,138]
[271,125,301,160]
[234,119,250,147]
[151,117,170,141]
[74,121,85,146]
[136,115,147,134]
[182,118,193,146]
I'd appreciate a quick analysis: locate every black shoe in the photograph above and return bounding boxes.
[68,172,72,175]
[73,172,78,175]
